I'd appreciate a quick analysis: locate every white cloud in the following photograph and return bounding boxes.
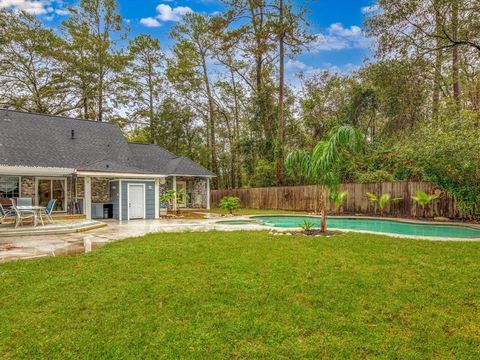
[140,4,193,27]
[361,4,379,14]
[140,17,162,28]
[54,8,69,16]
[155,4,192,22]
[0,0,51,14]
[311,22,371,52]
[0,0,70,17]
[285,59,309,71]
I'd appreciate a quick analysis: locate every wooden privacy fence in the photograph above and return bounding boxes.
[211,181,463,218]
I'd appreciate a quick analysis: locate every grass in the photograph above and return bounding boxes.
[1,231,479,359]
[209,207,309,215]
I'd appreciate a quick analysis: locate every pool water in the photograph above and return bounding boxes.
[251,216,480,239]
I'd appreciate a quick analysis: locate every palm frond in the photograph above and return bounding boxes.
[366,192,378,202]
[285,149,312,179]
[321,125,363,170]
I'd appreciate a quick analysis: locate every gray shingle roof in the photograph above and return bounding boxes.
[128,143,215,177]
[0,109,215,177]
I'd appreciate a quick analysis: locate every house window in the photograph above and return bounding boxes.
[0,176,20,198]
[37,178,67,212]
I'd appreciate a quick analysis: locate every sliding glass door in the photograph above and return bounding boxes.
[37,178,66,212]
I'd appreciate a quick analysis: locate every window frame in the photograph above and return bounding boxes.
[0,176,21,199]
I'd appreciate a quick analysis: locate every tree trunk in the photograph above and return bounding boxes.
[452,0,461,109]
[231,69,241,188]
[276,0,285,186]
[98,63,104,121]
[320,186,328,232]
[201,55,218,187]
[148,68,155,144]
[83,95,88,120]
[432,3,443,120]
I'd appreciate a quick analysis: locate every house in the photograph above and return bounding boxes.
[0,109,215,220]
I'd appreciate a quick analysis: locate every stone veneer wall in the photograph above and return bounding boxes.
[190,177,207,208]
[91,177,110,203]
[76,177,85,198]
[165,176,207,209]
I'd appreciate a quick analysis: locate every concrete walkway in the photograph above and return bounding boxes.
[0,218,264,263]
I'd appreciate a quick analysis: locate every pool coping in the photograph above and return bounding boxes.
[214,214,480,242]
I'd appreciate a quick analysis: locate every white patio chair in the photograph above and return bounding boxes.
[10,199,34,228]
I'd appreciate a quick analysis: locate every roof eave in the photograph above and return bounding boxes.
[0,165,75,176]
[167,174,217,178]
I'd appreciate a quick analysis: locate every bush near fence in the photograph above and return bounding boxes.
[211,181,463,218]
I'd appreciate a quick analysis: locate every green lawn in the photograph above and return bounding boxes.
[1,231,479,359]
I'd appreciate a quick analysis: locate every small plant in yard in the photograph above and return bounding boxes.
[411,190,440,217]
[299,219,316,234]
[329,190,348,214]
[366,192,402,216]
[160,189,189,215]
[220,196,240,214]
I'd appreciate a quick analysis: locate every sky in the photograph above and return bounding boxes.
[0,0,377,82]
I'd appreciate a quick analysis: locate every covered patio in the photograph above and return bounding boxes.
[0,166,212,226]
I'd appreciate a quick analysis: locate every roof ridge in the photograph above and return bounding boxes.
[0,108,118,125]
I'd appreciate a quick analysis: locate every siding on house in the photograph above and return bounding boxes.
[110,180,155,220]
[120,180,155,220]
[110,180,120,219]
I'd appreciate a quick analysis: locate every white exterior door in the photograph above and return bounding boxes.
[128,184,145,219]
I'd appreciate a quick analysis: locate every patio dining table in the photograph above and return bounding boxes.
[17,205,46,227]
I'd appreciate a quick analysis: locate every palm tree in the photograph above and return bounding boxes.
[285,126,362,232]
[366,192,403,216]
[411,191,439,217]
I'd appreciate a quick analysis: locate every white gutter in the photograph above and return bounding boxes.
[0,165,75,176]
[75,170,167,179]
[167,174,216,178]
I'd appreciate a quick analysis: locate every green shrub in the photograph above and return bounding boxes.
[356,170,394,184]
[397,110,480,217]
[220,196,241,214]
[411,191,439,217]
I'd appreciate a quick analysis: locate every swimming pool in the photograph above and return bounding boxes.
[250,215,480,239]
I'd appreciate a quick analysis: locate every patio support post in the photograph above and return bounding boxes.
[172,176,177,212]
[84,176,92,220]
[206,178,210,210]
[154,178,160,219]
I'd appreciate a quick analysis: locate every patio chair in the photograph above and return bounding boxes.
[10,199,34,228]
[0,203,16,225]
[42,199,57,223]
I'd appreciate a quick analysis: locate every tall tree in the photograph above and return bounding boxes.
[365,0,480,112]
[272,0,314,185]
[0,10,73,114]
[127,34,164,143]
[63,0,128,121]
[169,13,220,185]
